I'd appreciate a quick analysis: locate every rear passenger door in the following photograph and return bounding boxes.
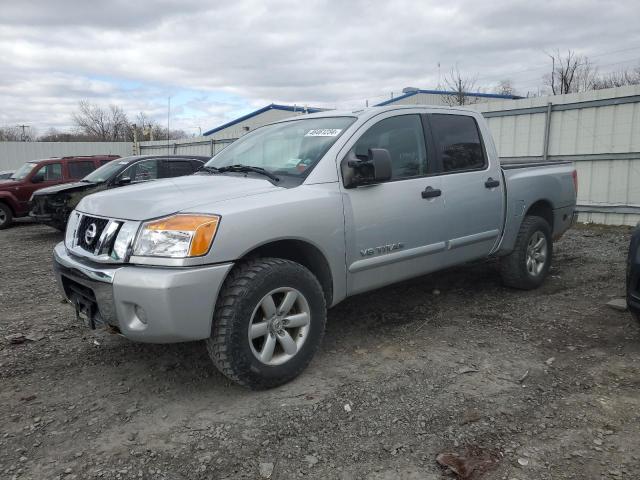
[426,113,504,261]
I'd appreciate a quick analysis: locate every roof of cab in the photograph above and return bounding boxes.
[271,104,481,124]
[27,155,120,164]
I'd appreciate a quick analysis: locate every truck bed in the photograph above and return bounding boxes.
[495,160,577,255]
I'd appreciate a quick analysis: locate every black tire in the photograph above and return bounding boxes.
[206,257,327,389]
[626,238,640,323]
[0,203,13,230]
[499,215,553,290]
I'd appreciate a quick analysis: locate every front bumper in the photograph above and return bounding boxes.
[53,242,233,343]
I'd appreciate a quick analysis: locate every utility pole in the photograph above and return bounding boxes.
[167,96,171,155]
[18,124,29,141]
[132,123,139,155]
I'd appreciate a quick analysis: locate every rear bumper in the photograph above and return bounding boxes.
[552,205,576,240]
[53,242,233,343]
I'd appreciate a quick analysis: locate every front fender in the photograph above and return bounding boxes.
[0,191,19,213]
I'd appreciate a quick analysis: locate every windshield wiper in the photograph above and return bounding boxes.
[217,164,279,182]
[198,165,221,174]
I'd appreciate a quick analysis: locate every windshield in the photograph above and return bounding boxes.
[10,162,37,180]
[205,116,356,177]
[83,159,128,183]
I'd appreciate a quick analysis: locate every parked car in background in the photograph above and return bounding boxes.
[0,155,119,229]
[0,170,13,180]
[30,155,209,231]
[626,225,640,321]
[53,106,577,389]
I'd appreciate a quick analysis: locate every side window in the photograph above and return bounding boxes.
[351,115,427,180]
[129,159,159,182]
[168,160,194,177]
[68,161,96,179]
[33,163,63,181]
[429,114,486,173]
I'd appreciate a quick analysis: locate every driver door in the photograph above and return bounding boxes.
[340,112,448,295]
[21,163,63,211]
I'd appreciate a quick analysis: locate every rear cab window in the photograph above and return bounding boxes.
[428,114,486,173]
[166,160,195,178]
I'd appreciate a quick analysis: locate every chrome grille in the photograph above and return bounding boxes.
[66,212,138,264]
[73,215,123,258]
[77,216,110,252]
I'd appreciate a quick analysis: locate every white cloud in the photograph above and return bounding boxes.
[1,0,639,133]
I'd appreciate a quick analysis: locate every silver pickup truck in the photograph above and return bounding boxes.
[53,105,577,389]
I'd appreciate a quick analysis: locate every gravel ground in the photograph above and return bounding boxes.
[1,220,639,480]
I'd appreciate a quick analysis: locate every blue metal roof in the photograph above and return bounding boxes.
[203,103,325,136]
[375,89,522,106]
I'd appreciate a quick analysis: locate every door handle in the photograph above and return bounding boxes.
[485,177,500,188]
[421,186,442,199]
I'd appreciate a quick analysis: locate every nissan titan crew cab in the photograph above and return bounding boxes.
[53,106,578,389]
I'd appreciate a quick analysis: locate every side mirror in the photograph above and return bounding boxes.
[31,175,44,184]
[342,148,392,188]
[116,176,131,186]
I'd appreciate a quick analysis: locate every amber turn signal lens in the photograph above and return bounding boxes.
[145,214,220,256]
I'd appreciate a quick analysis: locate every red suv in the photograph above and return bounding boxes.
[0,155,119,229]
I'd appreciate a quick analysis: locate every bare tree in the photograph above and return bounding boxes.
[0,126,23,141]
[73,100,131,141]
[494,79,516,97]
[544,50,598,95]
[442,65,480,106]
[0,126,36,141]
[38,128,92,142]
[131,112,188,141]
[592,66,640,89]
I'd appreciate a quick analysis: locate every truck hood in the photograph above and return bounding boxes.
[77,174,283,220]
[32,181,97,197]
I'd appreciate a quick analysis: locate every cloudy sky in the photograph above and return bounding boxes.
[1,0,639,136]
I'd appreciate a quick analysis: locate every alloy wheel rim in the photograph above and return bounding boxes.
[0,210,6,225]
[526,231,547,276]
[248,287,311,366]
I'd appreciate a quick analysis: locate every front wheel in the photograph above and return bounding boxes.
[499,215,553,290]
[0,203,13,230]
[206,258,326,389]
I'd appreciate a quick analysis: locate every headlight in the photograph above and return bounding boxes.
[133,214,220,258]
[65,211,82,248]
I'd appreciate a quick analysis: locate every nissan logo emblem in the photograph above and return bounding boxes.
[84,223,98,245]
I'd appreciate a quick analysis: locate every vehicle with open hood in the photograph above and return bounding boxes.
[30,155,208,230]
[0,155,119,229]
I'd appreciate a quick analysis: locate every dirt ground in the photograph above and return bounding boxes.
[1,220,639,480]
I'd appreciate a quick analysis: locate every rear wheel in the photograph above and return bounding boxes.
[500,215,552,290]
[206,258,326,389]
[0,203,13,230]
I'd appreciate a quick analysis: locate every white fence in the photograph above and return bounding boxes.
[0,142,134,170]
[2,85,640,226]
[472,84,640,226]
[137,137,235,157]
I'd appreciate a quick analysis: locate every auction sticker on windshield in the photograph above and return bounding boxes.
[305,129,342,137]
